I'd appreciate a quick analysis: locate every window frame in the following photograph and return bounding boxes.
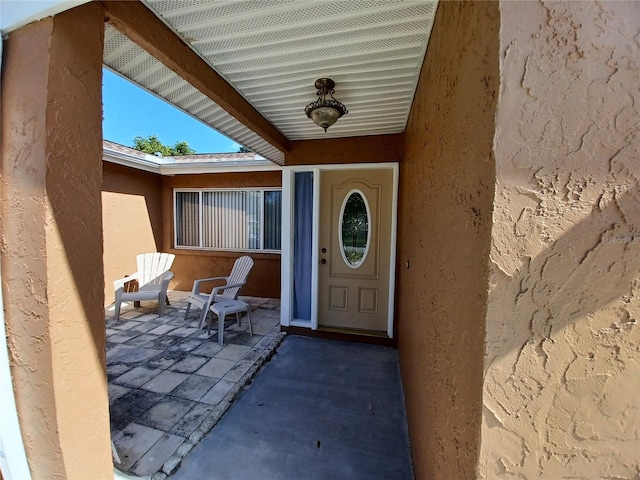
[173,187,282,253]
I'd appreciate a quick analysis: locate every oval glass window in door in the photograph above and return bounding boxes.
[339,190,371,268]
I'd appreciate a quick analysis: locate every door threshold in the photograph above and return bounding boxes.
[281,325,396,347]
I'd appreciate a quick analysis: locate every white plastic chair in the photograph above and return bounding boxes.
[113,253,175,320]
[184,256,254,328]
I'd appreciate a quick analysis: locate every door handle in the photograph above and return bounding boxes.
[321,258,327,264]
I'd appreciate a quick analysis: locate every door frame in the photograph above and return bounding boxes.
[281,162,399,338]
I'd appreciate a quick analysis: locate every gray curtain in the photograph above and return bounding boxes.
[264,191,282,250]
[293,172,313,320]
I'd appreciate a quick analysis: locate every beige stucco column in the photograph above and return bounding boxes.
[398,2,638,479]
[0,3,112,479]
[481,2,640,478]
[397,2,499,479]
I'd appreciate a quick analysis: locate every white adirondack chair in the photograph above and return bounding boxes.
[113,252,175,321]
[184,256,254,329]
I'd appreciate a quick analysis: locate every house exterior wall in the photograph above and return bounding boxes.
[0,4,112,478]
[102,162,163,304]
[481,2,640,478]
[286,134,403,165]
[396,2,499,479]
[162,171,282,298]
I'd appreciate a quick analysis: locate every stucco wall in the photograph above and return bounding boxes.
[286,134,403,165]
[162,171,282,298]
[0,4,112,478]
[102,162,163,304]
[481,1,640,478]
[396,2,499,479]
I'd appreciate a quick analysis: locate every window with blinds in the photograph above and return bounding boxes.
[174,189,282,251]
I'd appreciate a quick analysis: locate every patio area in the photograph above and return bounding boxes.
[170,335,413,480]
[106,291,285,478]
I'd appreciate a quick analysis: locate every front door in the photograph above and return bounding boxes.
[318,168,394,334]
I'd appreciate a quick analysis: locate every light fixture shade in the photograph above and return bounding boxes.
[309,105,341,131]
[304,78,348,132]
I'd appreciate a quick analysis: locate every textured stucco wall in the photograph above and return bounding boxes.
[481,1,640,478]
[162,172,282,298]
[286,134,403,165]
[397,2,499,479]
[0,4,112,478]
[102,162,163,304]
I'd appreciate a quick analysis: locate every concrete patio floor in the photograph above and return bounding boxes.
[106,291,285,478]
[170,335,414,480]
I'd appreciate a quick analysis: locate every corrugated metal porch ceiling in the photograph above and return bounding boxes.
[103,0,437,164]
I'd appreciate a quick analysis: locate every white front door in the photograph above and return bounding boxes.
[318,168,394,334]
[281,164,398,337]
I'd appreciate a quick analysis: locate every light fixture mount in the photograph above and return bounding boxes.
[304,77,348,132]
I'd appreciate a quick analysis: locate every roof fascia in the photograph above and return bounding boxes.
[103,145,283,175]
[159,163,282,175]
[103,149,162,174]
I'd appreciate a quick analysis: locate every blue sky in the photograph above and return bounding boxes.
[102,68,239,153]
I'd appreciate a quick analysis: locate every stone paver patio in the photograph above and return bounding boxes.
[106,291,284,478]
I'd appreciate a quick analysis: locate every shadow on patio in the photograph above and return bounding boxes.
[107,292,413,480]
[107,291,285,478]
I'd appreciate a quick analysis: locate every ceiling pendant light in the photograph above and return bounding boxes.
[304,78,348,132]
